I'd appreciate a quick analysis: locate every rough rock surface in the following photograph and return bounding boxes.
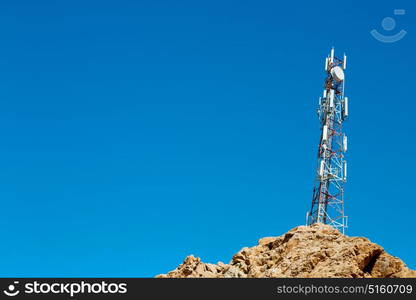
[157,224,415,278]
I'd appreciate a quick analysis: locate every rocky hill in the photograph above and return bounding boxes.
[157,223,415,278]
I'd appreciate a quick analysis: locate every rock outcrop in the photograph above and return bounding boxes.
[157,224,415,278]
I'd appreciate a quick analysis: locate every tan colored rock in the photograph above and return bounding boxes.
[258,237,276,246]
[156,224,415,278]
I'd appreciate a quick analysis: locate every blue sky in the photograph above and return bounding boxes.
[0,0,414,277]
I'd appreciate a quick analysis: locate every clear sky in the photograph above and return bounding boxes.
[0,0,414,277]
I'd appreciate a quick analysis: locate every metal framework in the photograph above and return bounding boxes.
[307,48,349,233]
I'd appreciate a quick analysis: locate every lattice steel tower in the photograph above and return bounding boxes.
[307,48,349,233]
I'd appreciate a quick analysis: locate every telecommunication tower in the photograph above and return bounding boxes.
[306,48,348,233]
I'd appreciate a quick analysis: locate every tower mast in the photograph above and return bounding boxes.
[307,48,348,233]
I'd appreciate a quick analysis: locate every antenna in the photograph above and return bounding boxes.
[307,48,349,233]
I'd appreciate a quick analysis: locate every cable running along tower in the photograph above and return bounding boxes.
[307,48,348,233]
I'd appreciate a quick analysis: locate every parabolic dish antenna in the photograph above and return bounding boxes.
[331,66,344,82]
